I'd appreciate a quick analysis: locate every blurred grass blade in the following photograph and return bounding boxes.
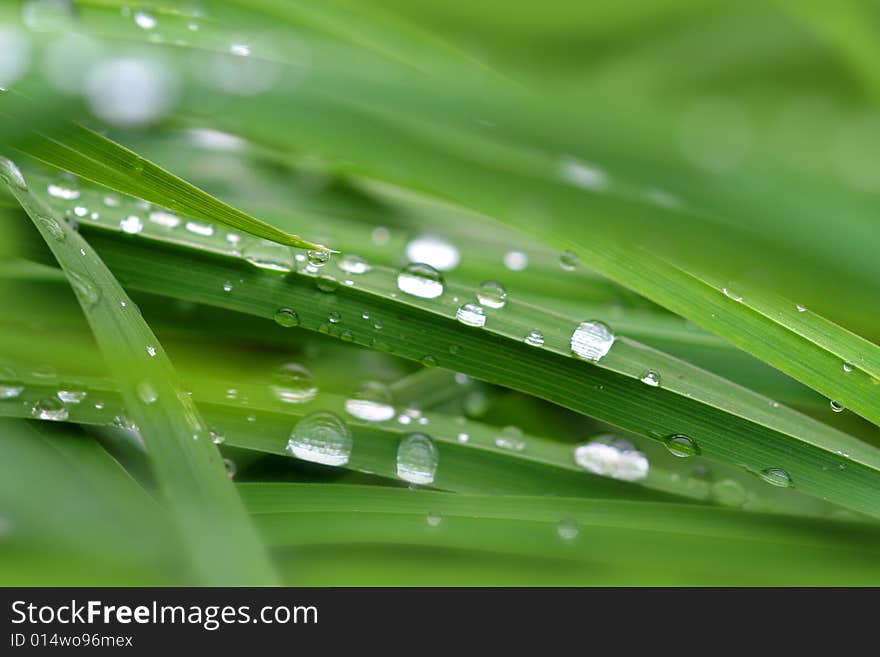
[3,104,322,249]
[0,158,277,585]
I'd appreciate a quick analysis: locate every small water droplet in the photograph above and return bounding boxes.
[344,381,395,421]
[371,226,390,245]
[830,400,845,413]
[420,355,438,368]
[185,221,214,237]
[222,280,234,293]
[120,215,143,234]
[759,468,792,488]
[32,397,69,421]
[455,302,486,327]
[148,210,180,228]
[145,345,157,357]
[405,235,460,271]
[712,479,747,507]
[327,311,341,324]
[270,363,317,403]
[843,361,854,373]
[306,249,331,271]
[426,511,442,527]
[664,434,700,457]
[796,304,806,313]
[286,411,352,466]
[573,436,648,481]
[316,276,338,293]
[243,240,294,272]
[570,320,615,362]
[397,263,445,299]
[338,253,371,275]
[273,308,299,327]
[48,179,79,200]
[37,215,66,242]
[476,281,507,309]
[67,270,100,306]
[396,433,438,485]
[494,426,525,451]
[103,194,119,207]
[503,250,528,271]
[523,329,545,347]
[456,432,469,443]
[722,286,743,302]
[136,380,158,404]
[559,250,579,271]
[640,369,661,387]
[0,157,27,189]
[133,8,157,29]
[556,518,579,541]
[0,385,24,400]
[56,390,86,404]
[210,429,225,445]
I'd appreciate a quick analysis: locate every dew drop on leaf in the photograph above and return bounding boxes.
[396,433,438,485]
[286,411,352,466]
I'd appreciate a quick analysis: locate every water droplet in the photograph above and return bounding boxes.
[426,511,442,527]
[72,205,87,218]
[570,320,615,362]
[56,390,85,404]
[405,234,460,271]
[503,250,528,271]
[371,226,390,245]
[494,426,525,451]
[136,380,158,404]
[556,518,579,541]
[339,254,370,275]
[243,240,294,272]
[223,458,236,478]
[759,468,792,488]
[640,369,661,387]
[48,180,79,200]
[120,215,143,234]
[712,479,747,507]
[316,276,338,293]
[455,302,486,327]
[476,280,507,309]
[0,157,26,189]
[344,381,395,422]
[522,329,545,347]
[145,345,157,357]
[456,432,469,443]
[664,434,700,457]
[573,436,649,482]
[222,280,234,293]
[185,221,214,237]
[796,304,806,313]
[210,429,225,445]
[37,215,65,242]
[306,249,330,271]
[327,311,341,324]
[559,250,579,271]
[843,361,854,373]
[286,411,352,466]
[133,8,157,30]
[397,263,444,299]
[32,397,69,421]
[103,194,119,207]
[559,157,608,190]
[273,308,299,327]
[148,210,180,228]
[722,286,743,302]
[270,363,317,403]
[396,434,438,485]
[420,355,438,368]
[67,270,100,306]
[830,400,845,413]
[0,385,24,400]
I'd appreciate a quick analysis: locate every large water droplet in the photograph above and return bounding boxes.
[664,434,700,457]
[67,270,100,306]
[286,411,352,466]
[494,425,525,451]
[476,280,507,309]
[344,381,395,422]
[524,329,544,347]
[396,433,438,485]
[640,369,661,387]
[397,263,444,299]
[405,235,460,271]
[573,436,648,482]
[339,254,370,275]
[56,390,86,404]
[32,397,69,421]
[136,380,158,404]
[0,157,26,189]
[270,363,317,403]
[243,240,294,272]
[759,467,792,488]
[120,215,143,234]
[570,320,615,362]
[455,303,486,327]
[306,249,330,271]
[273,308,299,328]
